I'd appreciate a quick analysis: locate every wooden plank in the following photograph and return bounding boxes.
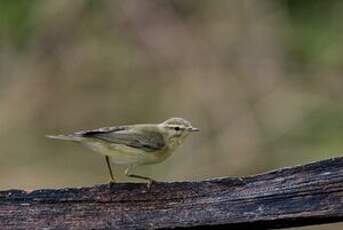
[1,157,343,229]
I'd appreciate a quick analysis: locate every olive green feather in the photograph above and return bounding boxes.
[81,126,166,152]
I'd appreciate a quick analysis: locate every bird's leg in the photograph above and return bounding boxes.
[105,155,116,185]
[125,166,156,189]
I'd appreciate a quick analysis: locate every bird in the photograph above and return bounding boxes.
[46,117,199,187]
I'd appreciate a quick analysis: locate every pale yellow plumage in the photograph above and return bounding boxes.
[47,117,199,187]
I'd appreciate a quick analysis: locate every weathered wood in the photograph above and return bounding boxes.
[1,157,343,229]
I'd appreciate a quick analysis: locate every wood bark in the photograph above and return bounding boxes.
[1,157,343,229]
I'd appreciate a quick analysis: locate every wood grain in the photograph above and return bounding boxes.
[1,157,343,229]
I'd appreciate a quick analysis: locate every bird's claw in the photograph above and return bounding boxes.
[146,179,156,190]
[108,179,116,188]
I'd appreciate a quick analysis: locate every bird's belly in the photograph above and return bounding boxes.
[82,141,164,165]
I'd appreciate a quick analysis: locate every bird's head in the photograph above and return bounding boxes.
[159,117,199,146]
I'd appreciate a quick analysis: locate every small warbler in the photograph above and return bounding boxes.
[47,117,199,187]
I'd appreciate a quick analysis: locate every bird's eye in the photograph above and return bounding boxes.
[174,127,180,131]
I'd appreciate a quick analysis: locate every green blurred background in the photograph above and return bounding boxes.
[1,0,343,228]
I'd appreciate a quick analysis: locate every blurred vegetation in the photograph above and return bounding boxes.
[1,2,343,228]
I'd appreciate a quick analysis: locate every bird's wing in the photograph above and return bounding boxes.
[77,126,166,152]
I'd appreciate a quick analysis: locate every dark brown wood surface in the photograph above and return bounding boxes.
[1,157,343,229]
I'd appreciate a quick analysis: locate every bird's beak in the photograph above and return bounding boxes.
[188,127,200,132]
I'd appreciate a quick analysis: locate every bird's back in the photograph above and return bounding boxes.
[48,125,171,165]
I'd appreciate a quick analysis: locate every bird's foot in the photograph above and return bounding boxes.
[146,179,157,190]
[108,179,116,189]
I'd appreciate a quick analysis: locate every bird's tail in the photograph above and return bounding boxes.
[46,134,83,142]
